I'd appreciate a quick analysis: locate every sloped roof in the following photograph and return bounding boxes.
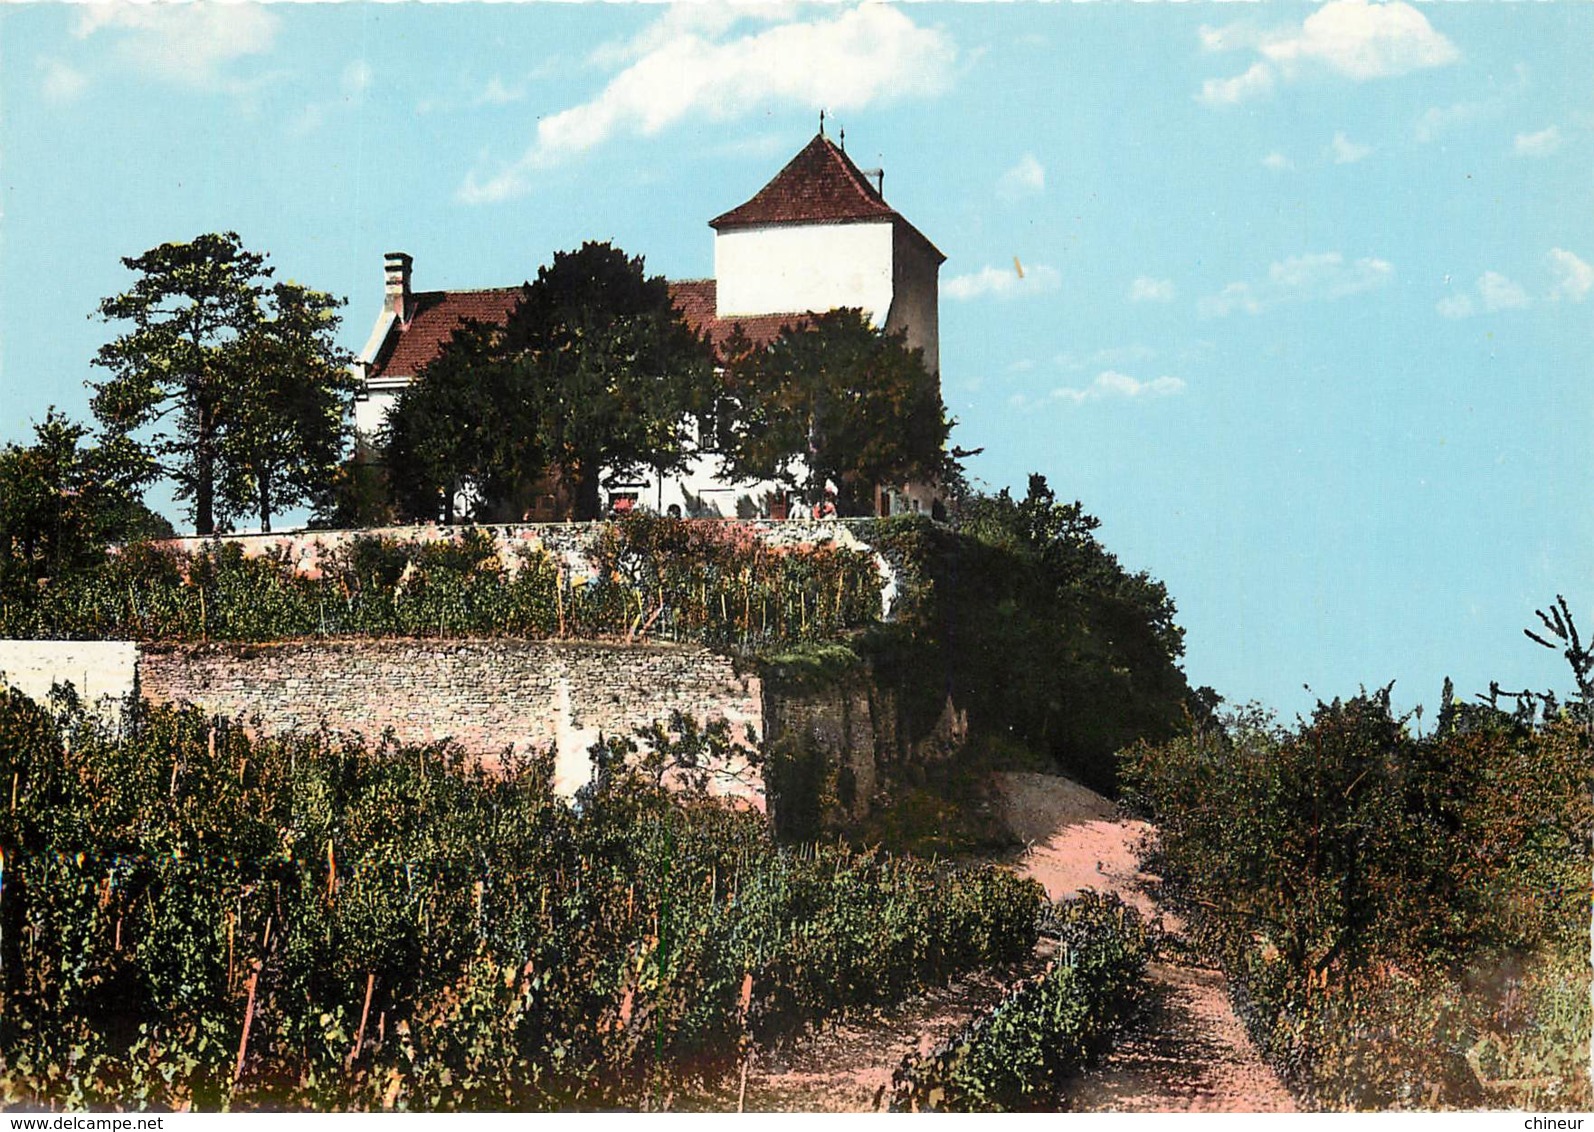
[365,280,806,381]
[669,279,809,353]
[366,288,526,380]
[710,133,945,263]
[711,134,897,230]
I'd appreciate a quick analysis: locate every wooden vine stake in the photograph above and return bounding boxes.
[234,958,262,1087]
[346,972,375,1071]
[736,972,754,1113]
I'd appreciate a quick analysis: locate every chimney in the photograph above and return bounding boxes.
[384,252,413,323]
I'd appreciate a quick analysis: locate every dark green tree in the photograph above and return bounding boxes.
[310,437,394,530]
[505,242,714,520]
[383,315,543,523]
[0,409,165,583]
[221,282,358,532]
[870,476,1193,794]
[720,309,949,515]
[91,233,271,535]
[958,473,1185,662]
[384,244,710,523]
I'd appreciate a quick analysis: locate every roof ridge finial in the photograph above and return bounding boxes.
[819,108,826,138]
[839,124,845,152]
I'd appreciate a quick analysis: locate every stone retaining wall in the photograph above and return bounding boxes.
[138,638,763,800]
[0,635,909,819]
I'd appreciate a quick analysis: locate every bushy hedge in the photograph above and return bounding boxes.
[1121,690,1593,1109]
[863,495,1196,797]
[0,688,1041,1111]
[889,891,1151,1112]
[0,517,882,648]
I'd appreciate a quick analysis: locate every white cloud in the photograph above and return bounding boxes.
[1261,0,1459,81]
[1199,0,1457,107]
[460,6,955,203]
[476,76,527,107]
[1052,371,1186,404]
[1546,248,1592,302]
[1330,131,1373,164]
[1202,252,1393,316]
[1478,271,1530,312]
[39,58,88,103]
[289,58,373,136]
[1199,282,1264,318]
[74,3,279,90]
[1437,270,1531,319]
[286,104,327,138]
[997,153,1046,201]
[1273,253,1393,297]
[1416,67,1527,144]
[1514,126,1562,158]
[1198,62,1275,107]
[1262,151,1294,172]
[944,262,1062,301]
[1129,277,1175,303]
[1416,101,1487,145]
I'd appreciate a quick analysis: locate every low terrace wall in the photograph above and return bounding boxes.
[0,633,907,818]
[138,638,763,801]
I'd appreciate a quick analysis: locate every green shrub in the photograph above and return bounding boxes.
[889,890,1150,1112]
[1121,690,1593,1109]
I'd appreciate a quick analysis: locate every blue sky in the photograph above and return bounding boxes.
[2,1,1589,721]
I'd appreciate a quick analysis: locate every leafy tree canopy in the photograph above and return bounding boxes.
[719,309,950,516]
[384,316,540,524]
[0,409,166,584]
[869,478,1195,794]
[958,473,1184,662]
[92,233,353,534]
[219,282,356,532]
[506,241,715,520]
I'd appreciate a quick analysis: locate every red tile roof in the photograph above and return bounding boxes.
[711,134,897,230]
[367,287,526,379]
[366,280,807,380]
[668,279,809,353]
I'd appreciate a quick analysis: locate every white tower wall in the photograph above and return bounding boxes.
[715,221,895,323]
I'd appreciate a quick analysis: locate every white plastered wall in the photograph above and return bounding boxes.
[715,221,895,322]
[0,640,138,714]
[353,385,403,437]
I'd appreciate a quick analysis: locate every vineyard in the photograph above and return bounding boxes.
[0,517,882,648]
[0,686,1043,1111]
[891,891,1152,1112]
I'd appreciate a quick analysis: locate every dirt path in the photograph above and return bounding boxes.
[996,771,1297,1113]
[719,962,1042,1112]
[695,771,1296,1112]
